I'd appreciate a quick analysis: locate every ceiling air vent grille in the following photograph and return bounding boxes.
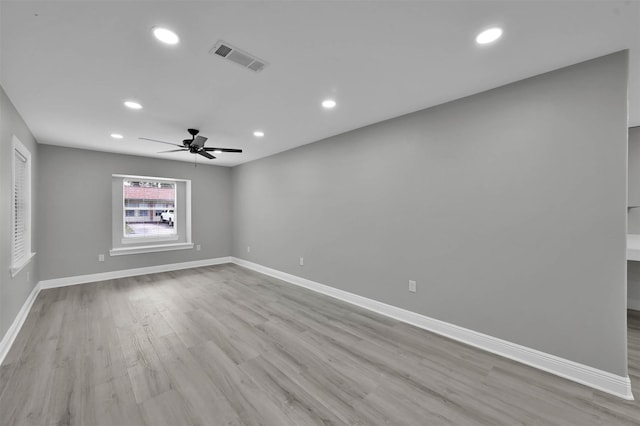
[214,44,232,57]
[210,41,268,73]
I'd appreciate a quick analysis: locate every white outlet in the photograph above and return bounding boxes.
[247,246,251,253]
[299,257,304,266]
[196,244,201,251]
[98,254,105,262]
[408,280,417,293]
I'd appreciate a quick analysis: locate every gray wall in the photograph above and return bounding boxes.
[37,145,232,280]
[0,85,39,339]
[232,52,629,376]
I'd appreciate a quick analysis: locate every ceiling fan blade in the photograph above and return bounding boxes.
[158,149,188,153]
[191,135,208,148]
[198,150,215,159]
[139,137,183,148]
[203,147,243,153]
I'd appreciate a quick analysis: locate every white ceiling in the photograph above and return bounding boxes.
[1,1,639,167]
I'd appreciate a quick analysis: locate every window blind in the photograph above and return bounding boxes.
[13,149,28,265]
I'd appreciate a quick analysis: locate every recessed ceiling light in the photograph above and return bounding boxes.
[124,101,142,110]
[253,130,264,137]
[153,27,179,45]
[110,133,123,139]
[476,27,503,45]
[322,99,336,109]
[213,150,222,154]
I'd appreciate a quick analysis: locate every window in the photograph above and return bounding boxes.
[110,174,192,256]
[11,136,35,276]
[122,178,175,239]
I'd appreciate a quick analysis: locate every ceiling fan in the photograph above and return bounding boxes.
[139,128,242,159]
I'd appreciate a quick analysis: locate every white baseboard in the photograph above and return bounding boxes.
[39,257,232,289]
[1,257,232,366]
[2,256,633,400]
[629,298,640,311]
[230,257,634,400]
[0,282,41,367]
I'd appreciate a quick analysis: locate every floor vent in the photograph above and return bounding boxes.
[210,41,268,73]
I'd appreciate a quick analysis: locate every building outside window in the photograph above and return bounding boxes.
[123,179,176,238]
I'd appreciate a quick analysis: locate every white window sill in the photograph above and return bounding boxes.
[109,242,193,256]
[11,252,36,277]
[628,234,640,261]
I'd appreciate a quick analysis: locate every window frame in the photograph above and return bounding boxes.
[110,174,192,256]
[11,136,35,277]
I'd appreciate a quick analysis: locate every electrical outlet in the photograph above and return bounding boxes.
[247,246,251,253]
[299,257,304,266]
[196,244,201,251]
[98,254,105,262]
[408,280,417,293]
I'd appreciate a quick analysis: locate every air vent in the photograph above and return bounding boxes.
[214,44,232,57]
[210,40,268,73]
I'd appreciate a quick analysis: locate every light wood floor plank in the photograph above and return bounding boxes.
[0,263,639,425]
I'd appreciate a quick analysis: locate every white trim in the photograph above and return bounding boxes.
[110,242,193,256]
[114,240,193,256]
[2,258,231,363]
[39,257,231,289]
[112,174,190,183]
[4,256,632,400]
[0,283,40,366]
[113,174,191,255]
[627,234,640,260]
[230,257,634,400]
[10,251,36,277]
[185,180,192,244]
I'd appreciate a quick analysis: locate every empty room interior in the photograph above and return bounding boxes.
[2,1,640,425]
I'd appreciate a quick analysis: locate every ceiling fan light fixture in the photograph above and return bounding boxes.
[124,100,142,110]
[476,27,503,45]
[322,99,337,109]
[253,130,264,137]
[153,27,179,45]
[213,150,222,154]
[110,133,123,139]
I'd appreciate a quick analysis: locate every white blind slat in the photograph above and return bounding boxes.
[12,145,30,267]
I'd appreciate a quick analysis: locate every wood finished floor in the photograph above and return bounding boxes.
[1,264,639,425]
